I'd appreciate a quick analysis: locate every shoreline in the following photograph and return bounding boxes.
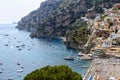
[83,60,94,80]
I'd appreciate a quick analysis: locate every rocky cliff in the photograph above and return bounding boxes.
[16,0,63,32]
[17,0,120,50]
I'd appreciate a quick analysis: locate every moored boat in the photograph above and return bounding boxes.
[81,66,89,68]
[64,55,74,60]
[77,52,85,56]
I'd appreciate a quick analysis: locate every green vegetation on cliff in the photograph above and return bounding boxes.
[24,65,82,80]
[65,20,91,50]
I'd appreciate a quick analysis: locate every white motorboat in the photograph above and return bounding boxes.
[64,55,74,60]
[77,52,85,56]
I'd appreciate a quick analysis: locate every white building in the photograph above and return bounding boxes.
[102,39,112,47]
[109,32,117,39]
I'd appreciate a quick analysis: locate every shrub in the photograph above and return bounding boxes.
[24,65,82,80]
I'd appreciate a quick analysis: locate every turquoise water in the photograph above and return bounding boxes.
[0,24,91,80]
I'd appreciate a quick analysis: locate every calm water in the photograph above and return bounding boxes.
[0,24,91,80]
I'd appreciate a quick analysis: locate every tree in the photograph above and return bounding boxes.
[24,65,82,80]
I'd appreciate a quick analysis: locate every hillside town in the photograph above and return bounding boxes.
[84,3,120,80]
[92,3,120,57]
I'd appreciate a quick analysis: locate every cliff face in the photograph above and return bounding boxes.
[30,0,120,38]
[17,0,120,50]
[16,0,63,32]
[31,0,88,38]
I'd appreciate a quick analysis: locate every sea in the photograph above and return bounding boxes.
[0,24,91,80]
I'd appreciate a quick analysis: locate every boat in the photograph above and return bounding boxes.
[21,66,24,68]
[18,49,22,51]
[64,55,74,60]
[17,63,20,65]
[0,70,3,73]
[8,77,13,80]
[81,66,89,68]
[80,55,92,60]
[17,69,23,73]
[1,67,4,70]
[77,52,85,56]
[88,54,92,57]
[0,62,2,65]
[17,73,22,76]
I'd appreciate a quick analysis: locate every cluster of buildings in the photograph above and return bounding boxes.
[84,4,120,80]
[83,3,120,80]
[91,3,120,57]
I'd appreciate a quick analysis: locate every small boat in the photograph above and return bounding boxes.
[8,77,13,80]
[77,52,85,56]
[17,63,20,65]
[88,54,92,57]
[28,49,31,50]
[64,55,74,60]
[21,66,24,68]
[97,62,101,64]
[16,46,20,48]
[17,73,21,76]
[18,49,22,51]
[0,62,2,65]
[21,44,25,47]
[5,44,8,46]
[80,57,92,60]
[4,34,9,36]
[1,67,4,70]
[0,70,3,73]
[17,70,23,73]
[81,66,89,68]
